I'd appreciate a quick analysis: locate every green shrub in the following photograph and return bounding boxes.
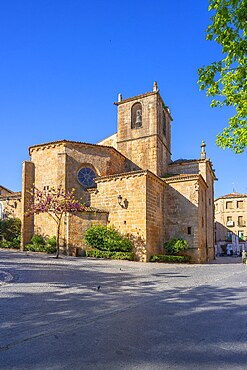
[164,237,188,255]
[150,255,191,263]
[0,240,19,249]
[31,234,46,247]
[24,235,56,254]
[45,236,57,254]
[46,235,56,248]
[25,243,45,252]
[0,218,21,242]
[84,225,132,252]
[86,249,135,261]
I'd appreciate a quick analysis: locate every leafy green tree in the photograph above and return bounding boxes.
[198,0,247,153]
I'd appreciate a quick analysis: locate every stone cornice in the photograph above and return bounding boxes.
[114,91,173,121]
[163,174,208,188]
[28,139,128,161]
[95,169,165,185]
[114,91,158,105]
[215,193,247,201]
[169,158,217,181]
[0,192,22,200]
[95,170,147,183]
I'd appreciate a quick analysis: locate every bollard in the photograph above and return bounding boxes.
[242,250,246,264]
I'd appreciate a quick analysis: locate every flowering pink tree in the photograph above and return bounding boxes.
[26,187,86,258]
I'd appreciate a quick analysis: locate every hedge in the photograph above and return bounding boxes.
[86,249,135,261]
[150,255,191,263]
[24,244,56,254]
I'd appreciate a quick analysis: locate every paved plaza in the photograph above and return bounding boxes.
[0,250,247,369]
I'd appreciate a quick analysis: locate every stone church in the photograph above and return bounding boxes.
[0,82,216,262]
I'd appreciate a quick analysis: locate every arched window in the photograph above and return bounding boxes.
[77,167,97,188]
[131,103,142,129]
[162,111,166,136]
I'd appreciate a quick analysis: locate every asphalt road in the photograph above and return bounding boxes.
[0,250,246,370]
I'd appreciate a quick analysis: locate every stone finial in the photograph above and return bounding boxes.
[153,81,159,92]
[200,140,206,160]
[118,93,122,102]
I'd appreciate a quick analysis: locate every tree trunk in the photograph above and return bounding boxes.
[55,219,61,259]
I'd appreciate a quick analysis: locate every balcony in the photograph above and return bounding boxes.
[226,220,234,227]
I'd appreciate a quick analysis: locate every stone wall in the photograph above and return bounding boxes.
[98,133,118,149]
[91,171,148,261]
[29,140,130,206]
[67,211,108,252]
[91,170,166,261]
[168,161,199,176]
[164,175,207,263]
[25,140,131,251]
[146,173,165,259]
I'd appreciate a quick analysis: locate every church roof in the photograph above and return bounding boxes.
[114,91,158,105]
[170,159,198,164]
[113,87,173,121]
[82,206,108,213]
[0,185,14,194]
[28,139,127,159]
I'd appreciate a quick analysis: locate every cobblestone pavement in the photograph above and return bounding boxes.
[0,250,247,370]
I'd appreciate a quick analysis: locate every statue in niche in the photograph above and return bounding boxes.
[131,103,142,129]
[135,109,142,127]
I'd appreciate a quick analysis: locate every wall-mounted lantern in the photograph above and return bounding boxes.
[117,195,123,206]
[117,195,128,209]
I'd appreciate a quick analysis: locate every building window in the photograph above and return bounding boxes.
[226,201,233,209]
[226,216,234,226]
[77,167,97,188]
[131,103,142,129]
[215,203,218,211]
[238,216,245,226]
[237,200,243,209]
[188,227,192,235]
[238,230,244,241]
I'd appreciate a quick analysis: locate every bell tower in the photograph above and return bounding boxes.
[115,82,172,177]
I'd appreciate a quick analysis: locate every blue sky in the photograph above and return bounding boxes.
[0,0,246,198]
